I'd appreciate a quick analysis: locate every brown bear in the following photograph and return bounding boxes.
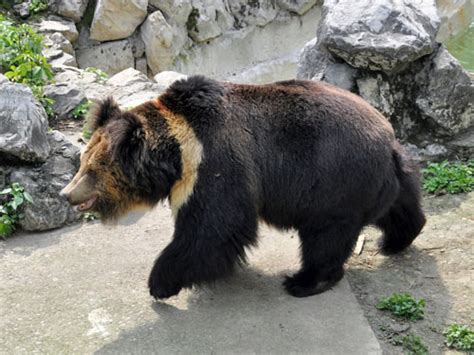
[61,76,426,299]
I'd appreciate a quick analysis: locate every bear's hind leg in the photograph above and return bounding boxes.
[284,216,363,297]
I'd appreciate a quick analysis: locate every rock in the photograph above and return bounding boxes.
[106,68,164,108]
[75,40,135,76]
[44,32,75,55]
[106,67,151,87]
[135,57,148,75]
[43,83,86,119]
[322,62,357,92]
[90,0,148,41]
[187,0,234,42]
[404,143,449,162]
[141,10,188,74]
[55,66,97,85]
[229,0,277,27]
[49,52,78,71]
[9,131,81,231]
[356,74,394,119]
[56,0,89,22]
[75,27,100,51]
[447,128,474,159]
[43,48,64,62]
[277,0,318,15]
[415,46,474,135]
[13,1,30,18]
[130,31,146,58]
[0,79,50,164]
[298,39,473,146]
[149,0,193,28]
[0,74,8,85]
[388,322,411,334]
[153,71,187,89]
[297,38,357,91]
[297,37,331,79]
[318,0,440,71]
[36,17,79,43]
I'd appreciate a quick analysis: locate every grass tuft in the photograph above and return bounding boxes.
[444,323,474,351]
[423,160,474,195]
[377,293,425,321]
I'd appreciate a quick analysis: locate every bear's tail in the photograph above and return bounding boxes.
[376,144,426,254]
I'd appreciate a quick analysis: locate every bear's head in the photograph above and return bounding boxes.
[60,98,182,221]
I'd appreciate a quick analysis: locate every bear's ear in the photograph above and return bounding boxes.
[90,97,121,131]
[109,113,147,182]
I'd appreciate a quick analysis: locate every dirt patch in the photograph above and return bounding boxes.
[347,192,473,354]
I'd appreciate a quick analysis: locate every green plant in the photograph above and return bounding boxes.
[444,323,474,351]
[0,183,33,239]
[83,212,98,222]
[72,100,91,120]
[81,111,94,140]
[423,160,474,195]
[0,17,53,85]
[84,67,109,84]
[377,293,425,321]
[28,0,48,14]
[31,85,55,118]
[393,334,428,355]
[82,124,92,140]
[0,15,55,116]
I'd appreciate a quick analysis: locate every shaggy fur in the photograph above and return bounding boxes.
[64,76,426,299]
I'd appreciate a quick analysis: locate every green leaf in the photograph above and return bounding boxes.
[23,192,34,204]
[0,188,12,195]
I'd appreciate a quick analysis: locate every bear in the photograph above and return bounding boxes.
[61,76,426,299]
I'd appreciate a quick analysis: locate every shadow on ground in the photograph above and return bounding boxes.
[96,267,379,354]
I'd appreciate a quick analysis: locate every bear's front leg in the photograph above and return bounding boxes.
[148,244,184,299]
[148,221,257,299]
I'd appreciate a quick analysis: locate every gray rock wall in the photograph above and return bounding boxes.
[42,0,323,80]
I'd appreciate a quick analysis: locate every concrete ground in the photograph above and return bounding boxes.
[1,203,381,354]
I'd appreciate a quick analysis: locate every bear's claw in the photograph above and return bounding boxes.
[149,284,182,300]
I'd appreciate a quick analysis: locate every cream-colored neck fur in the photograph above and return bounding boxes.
[154,100,203,217]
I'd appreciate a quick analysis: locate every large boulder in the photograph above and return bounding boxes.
[0,77,50,164]
[297,1,473,158]
[141,10,188,74]
[187,0,234,42]
[415,47,474,135]
[317,0,440,71]
[9,131,81,231]
[90,0,148,41]
[56,0,89,23]
[75,40,135,76]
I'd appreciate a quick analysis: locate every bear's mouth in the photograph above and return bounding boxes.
[73,196,98,212]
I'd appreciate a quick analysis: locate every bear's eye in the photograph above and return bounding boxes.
[85,170,98,182]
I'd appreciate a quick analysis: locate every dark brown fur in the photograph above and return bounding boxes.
[62,76,426,299]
